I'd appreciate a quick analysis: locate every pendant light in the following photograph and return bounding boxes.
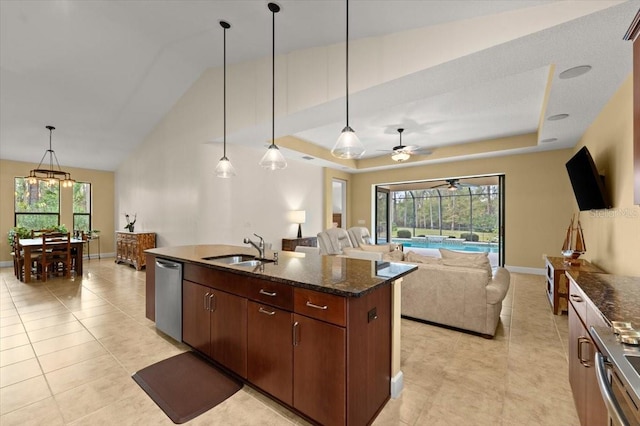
[26,126,75,187]
[331,0,364,159]
[215,20,236,178]
[259,2,287,170]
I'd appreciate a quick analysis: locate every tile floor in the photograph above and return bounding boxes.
[0,259,579,425]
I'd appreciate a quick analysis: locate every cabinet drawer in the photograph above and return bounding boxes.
[294,288,346,327]
[247,278,293,311]
[568,278,587,324]
[183,264,248,297]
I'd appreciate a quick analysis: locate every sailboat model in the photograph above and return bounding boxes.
[561,214,586,265]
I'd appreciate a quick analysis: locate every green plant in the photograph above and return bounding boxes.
[397,229,412,238]
[7,226,31,246]
[461,232,479,242]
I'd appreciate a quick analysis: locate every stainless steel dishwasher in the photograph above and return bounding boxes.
[154,258,182,342]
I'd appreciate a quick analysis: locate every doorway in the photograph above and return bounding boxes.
[332,179,346,228]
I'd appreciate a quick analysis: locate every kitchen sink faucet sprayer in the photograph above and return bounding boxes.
[244,233,265,259]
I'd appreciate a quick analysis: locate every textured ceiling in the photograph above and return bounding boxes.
[0,0,636,172]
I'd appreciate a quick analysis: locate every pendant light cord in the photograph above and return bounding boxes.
[223,24,227,158]
[271,6,276,147]
[345,0,349,128]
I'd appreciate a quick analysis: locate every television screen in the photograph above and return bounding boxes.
[565,146,611,211]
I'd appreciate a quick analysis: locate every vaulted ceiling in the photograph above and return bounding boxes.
[0,1,635,172]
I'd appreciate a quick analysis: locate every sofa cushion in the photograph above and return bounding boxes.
[360,244,393,253]
[439,248,491,278]
[405,251,442,264]
[382,250,404,262]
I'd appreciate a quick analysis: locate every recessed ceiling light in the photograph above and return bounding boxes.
[541,138,558,143]
[559,65,592,79]
[548,114,569,121]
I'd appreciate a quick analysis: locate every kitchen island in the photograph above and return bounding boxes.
[145,244,417,426]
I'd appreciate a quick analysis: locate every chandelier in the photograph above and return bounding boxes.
[26,126,75,187]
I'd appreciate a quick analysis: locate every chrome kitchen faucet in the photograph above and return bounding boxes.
[243,233,265,259]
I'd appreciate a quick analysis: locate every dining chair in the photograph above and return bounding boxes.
[11,234,25,280]
[38,232,72,281]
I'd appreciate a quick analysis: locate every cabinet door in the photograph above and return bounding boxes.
[293,314,346,426]
[247,301,293,405]
[210,289,247,378]
[182,280,211,356]
[584,336,608,425]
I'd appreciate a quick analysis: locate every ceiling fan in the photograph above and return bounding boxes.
[429,178,473,191]
[379,128,432,162]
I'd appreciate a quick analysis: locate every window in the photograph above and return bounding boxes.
[73,182,92,232]
[14,178,60,229]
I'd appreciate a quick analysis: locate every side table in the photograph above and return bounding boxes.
[545,256,603,315]
[282,237,317,252]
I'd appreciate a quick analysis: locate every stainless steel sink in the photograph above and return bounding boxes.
[202,254,275,267]
[202,254,256,264]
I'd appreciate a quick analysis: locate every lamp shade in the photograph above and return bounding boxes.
[332,126,364,160]
[289,210,306,224]
[391,151,410,162]
[215,156,236,178]
[259,144,287,170]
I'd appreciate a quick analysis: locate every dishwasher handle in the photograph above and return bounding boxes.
[595,352,630,426]
[156,259,181,270]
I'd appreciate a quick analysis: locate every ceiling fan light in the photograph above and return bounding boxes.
[391,151,410,162]
[259,144,287,170]
[332,126,365,159]
[215,156,236,178]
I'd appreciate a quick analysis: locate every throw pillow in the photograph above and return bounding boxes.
[439,248,491,278]
[360,244,393,253]
[405,251,442,264]
[383,250,405,262]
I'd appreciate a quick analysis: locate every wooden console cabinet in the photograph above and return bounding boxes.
[115,232,156,270]
[545,256,602,315]
[282,236,317,252]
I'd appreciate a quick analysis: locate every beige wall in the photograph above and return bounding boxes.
[576,75,640,276]
[349,149,576,270]
[0,159,115,263]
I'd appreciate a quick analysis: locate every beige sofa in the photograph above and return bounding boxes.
[398,250,510,338]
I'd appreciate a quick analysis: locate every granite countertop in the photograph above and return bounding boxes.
[146,244,417,297]
[567,271,640,326]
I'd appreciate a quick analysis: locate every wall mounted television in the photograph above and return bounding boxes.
[565,146,611,211]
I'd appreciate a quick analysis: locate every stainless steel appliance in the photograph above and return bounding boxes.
[591,326,640,426]
[155,258,182,342]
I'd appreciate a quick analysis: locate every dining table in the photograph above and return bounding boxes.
[18,237,84,283]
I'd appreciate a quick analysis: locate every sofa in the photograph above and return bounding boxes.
[397,249,510,338]
[317,227,397,256]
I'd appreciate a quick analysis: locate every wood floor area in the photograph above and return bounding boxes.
[0,259,579,425]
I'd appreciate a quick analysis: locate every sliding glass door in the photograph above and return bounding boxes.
[375,187,390,244]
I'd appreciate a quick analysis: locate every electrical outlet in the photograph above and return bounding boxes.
[358,219,365,225]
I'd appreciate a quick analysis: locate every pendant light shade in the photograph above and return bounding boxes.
[259,2,287,170]
[331,0,364,160]
[215,20,236,178]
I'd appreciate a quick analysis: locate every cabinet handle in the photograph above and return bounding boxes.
[577,336,592,367]
[258,307,275,316]
[306,301,328,310]
[204,292,210,311]
[292,321,300,346]
[209,293,216,312]
[570,294,583,303]
[259,289,277,297]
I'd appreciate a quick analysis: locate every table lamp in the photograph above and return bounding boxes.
[290,210,306,238]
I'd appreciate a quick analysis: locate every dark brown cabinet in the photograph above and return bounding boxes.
[247,300,293,405]
[179,262,392,425]
[567,278,607,426]
[182,278,247,378]
[293,313,346,425]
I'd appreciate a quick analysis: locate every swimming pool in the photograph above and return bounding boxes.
[389,238,499,253]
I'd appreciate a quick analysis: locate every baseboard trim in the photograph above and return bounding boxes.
[390,370,403,398]
[505,265,544,275]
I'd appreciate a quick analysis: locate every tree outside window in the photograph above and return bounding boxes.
[14,178,60,229]
[73,182,92,233]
